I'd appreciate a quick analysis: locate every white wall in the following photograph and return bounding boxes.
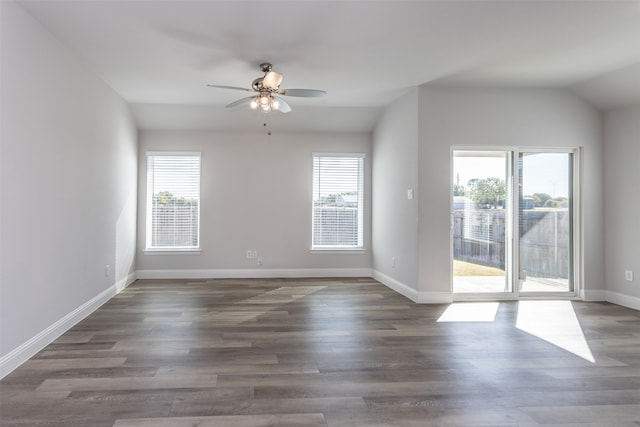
[417,86,603,301]
[136,130,372,277]
[372,89,420,299]
[0,1,138,377]
[604,105,640,310]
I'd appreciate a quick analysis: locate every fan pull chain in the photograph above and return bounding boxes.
[263,116,272,138]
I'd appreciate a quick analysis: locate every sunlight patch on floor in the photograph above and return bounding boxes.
[516,300,595,363]
[437,302,500,322]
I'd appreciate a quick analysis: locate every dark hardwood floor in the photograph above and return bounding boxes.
[1,278,639,426]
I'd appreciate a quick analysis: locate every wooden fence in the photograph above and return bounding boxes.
[453,209,570,278]
[151,203,199,247]
[313,207,359,246]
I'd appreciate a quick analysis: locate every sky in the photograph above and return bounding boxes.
[454,152,570,198]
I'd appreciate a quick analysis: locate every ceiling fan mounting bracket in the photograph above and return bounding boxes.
[260,63,273,73]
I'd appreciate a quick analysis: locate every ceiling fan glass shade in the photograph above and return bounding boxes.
[263,71,283,89]
[225,94,290,113]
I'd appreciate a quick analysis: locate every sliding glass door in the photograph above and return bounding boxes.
[452,149,577,298]
[518,152,573,293]
[452,151,512,294]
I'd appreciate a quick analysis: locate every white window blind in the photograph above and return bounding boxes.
[146,153,201,250]
[312,154,364,249]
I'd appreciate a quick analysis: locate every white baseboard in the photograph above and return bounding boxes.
[0,273,136,380]
[372,270,453,304]
[581,289,607,302]
[118,271,137,291]
[417,291,454,304]
[372,270,418,302]
[136,268,373,280]
[606,291,640,311]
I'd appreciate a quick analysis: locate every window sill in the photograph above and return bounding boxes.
[143,249,201,255]
[310,248,366,255]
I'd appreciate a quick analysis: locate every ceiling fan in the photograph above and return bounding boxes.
[207,63,326,113]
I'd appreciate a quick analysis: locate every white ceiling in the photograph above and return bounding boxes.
[17,0,640,132]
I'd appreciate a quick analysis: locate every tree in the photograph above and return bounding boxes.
[153,191,197,206]
[467,177,505,209]
[544,197,568,208]
[153,191,174,205]
[532,192,551,207]
[453,183,466,197]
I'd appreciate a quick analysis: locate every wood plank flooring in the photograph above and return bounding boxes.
[1,277,639,426]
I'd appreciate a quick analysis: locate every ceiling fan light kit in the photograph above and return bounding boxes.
[250,93,281,112]
[207,62,326,114]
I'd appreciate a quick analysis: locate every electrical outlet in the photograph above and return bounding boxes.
[105,264,111,277]
[246,250,258,259]
[391,257,396,268]
[625,270,634,282]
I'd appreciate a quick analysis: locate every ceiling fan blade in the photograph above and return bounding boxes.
[263,71,283,89]
[207,84,254,92]
[273,95,292,113]
[277,88,326,98]
[226,96,255,108]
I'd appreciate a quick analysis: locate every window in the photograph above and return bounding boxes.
[146,152,201,251]
[312,153,364,250]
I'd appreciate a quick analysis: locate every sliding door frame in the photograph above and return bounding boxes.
[451,146,582,302]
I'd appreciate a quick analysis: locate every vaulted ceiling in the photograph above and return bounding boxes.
[17,0,640,131]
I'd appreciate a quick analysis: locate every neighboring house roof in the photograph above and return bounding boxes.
[341,194,358,206]
[453,196,475,210]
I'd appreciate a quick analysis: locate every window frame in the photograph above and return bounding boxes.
[145,151,202,252]
[311,152,365,252]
